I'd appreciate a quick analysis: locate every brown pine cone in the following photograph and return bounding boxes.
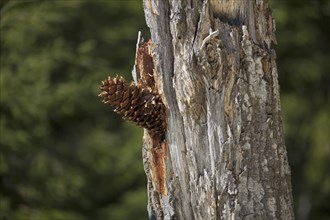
[99,75,166,138]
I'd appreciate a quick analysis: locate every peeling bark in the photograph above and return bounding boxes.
[139,0,294,219]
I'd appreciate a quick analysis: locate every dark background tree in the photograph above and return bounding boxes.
[0,0,328,219]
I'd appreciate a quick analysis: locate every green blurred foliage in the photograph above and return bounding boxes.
[0,0,329,220]
[1,1,148,219]
[270,0,330,219]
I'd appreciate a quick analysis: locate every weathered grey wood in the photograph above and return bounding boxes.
[140,0,294,219]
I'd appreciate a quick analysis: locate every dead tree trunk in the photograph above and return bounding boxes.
[140,0,294,219]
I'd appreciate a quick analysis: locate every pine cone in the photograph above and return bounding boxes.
[99,75,166,138]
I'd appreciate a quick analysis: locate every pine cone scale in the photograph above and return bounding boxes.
[99,75,165,138]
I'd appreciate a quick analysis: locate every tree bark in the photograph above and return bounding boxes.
[139,0,294,219]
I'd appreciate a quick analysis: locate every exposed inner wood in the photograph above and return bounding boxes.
[135,40,168,197]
